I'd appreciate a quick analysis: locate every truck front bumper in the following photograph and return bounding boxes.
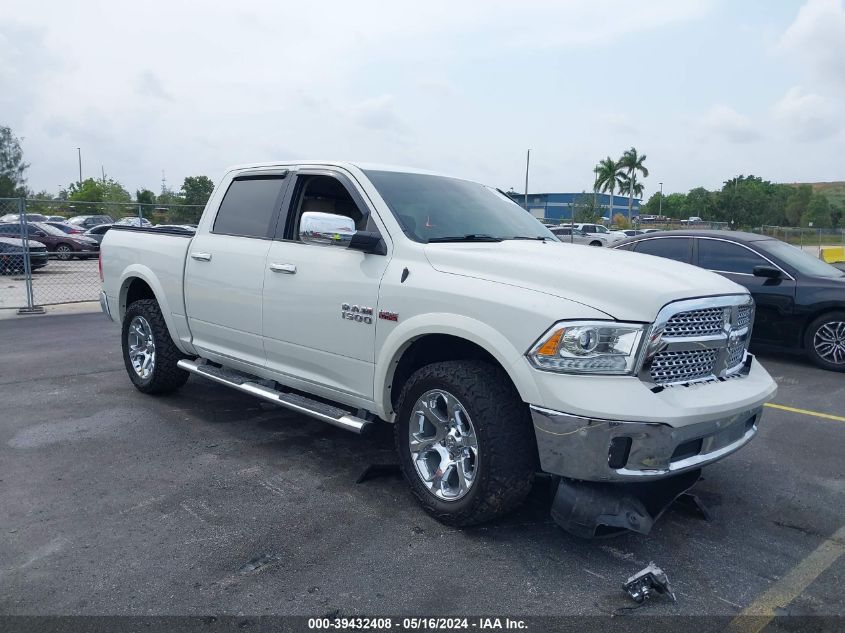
[531,403,763,482]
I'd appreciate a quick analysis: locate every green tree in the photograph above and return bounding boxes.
[684,187,715,219]
[831,205,843,229]
[0,125,29,198]
[593,157,624,219]
[640,191,664,216]
[69,178,131,203]
[136,189,156,205]
[802,193,831,228]
[180,175,215,206]
[785,185,812,226]
[617,147,648,223]
[571,191,600,222]
[661,193,687,218]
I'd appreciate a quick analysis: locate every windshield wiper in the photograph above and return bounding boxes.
[427,234,502,243]
[508,235,549,241]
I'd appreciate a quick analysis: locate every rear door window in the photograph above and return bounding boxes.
[697,238,767,274]
[633,237,692,263]
[212,176,288,239]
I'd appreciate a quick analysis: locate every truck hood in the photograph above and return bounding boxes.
[424,241,747,322]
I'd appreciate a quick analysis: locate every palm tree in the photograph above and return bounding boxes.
[618,147,649,224]
[618,174,645,220]
[593,157,624,221]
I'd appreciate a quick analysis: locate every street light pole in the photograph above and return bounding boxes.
[658,182,663,218]
[523,149,530,213]
[77,148,82,185]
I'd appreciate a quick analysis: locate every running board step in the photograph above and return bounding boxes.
[177,359,371,434]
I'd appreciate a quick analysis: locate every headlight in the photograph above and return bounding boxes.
[527,321,646,374]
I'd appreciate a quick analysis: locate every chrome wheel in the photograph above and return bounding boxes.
[56,244,72,260]
[408,389,479,501]
[127,315,156,379]
[813,321,845,365]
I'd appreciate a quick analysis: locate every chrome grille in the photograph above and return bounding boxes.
[643,295,755,387]
[736,304,753,330]
[650,349,718,384]
[663,307,725,338]
[727,341,746,368]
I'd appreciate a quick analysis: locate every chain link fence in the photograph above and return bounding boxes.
[0,198,204,313]
[754,225,845,259]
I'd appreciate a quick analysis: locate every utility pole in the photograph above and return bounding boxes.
[524,149,530,212]
[77,148,82,185]
[101,165,106,183]
[658,182,663,218]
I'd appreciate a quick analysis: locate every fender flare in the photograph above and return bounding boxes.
[373,312,542,420]
[117,265,185,353]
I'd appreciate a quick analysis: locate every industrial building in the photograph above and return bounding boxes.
[507,192,641,223]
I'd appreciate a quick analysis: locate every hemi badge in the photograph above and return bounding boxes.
[378,310,399,322]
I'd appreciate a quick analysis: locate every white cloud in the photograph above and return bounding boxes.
[772,86,838,141]
[700,105,762,143]
[779,0,845,90]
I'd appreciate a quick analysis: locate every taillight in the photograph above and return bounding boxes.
[98,251,103,282]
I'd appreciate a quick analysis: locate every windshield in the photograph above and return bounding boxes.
[757,239,845,279]
[364,170,555,243]
[594,225,609,234]
[31,222,69,237]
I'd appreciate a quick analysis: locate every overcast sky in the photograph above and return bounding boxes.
[2,0,843,198]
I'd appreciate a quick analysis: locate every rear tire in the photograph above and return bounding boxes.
[804,311,845,372]
[122,299,189,393]
[394,360,537,526]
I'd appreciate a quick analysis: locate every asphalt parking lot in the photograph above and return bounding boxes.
[0,311,843,622]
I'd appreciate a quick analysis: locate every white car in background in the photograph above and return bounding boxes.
[570,223,627,246]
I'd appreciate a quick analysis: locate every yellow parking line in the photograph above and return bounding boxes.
[726,525,845,633]
[764,403,845,423]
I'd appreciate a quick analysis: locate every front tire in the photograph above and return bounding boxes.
[122,299,189,393]
[804,311,845,372]
[394,360,537,526]
[589,240,602,247]
[55,244,73,260]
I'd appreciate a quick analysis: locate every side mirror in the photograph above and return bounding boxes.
[299,212,384,254]
[753,265,782,279]
[300,212,355,247]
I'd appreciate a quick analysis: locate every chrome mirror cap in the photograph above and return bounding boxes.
[300,212,355,247]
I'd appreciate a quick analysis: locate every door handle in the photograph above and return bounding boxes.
[269,263,297,274]
[190,252,212,261]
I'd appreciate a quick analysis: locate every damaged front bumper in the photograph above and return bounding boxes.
[530,404,762,482]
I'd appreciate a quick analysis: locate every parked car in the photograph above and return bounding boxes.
[0,222,100,260]
[45,215,68,222]
[100,160,777,538]
[114,216,153,227]
[44,221,86,234]
[0,237,48,274]
[620,229,644,237]
[0,213,48,223]
[67,215,115,229]
[152,224,197,233]
[570,222,627,246]
[84,224,113,244]
[548,225,598,245]
[612,230,845,371]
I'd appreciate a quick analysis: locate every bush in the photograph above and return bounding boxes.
[612,213,630,230]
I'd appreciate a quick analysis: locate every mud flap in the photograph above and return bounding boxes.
[550,469,702,538]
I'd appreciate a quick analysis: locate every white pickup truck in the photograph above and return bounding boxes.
[100,161,777,537]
